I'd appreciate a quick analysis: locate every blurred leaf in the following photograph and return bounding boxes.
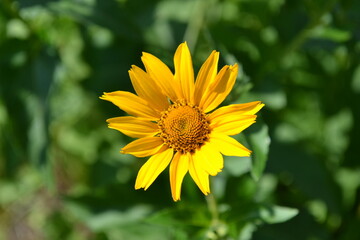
[259,205,299,224]
[224,156,252,177]
[254,80,287,110]
[48,0,95,18]
[248,123,270,181]
[307,200,327,223]
[238,222,257,240]
[235,38,260,61]
[156,0,194,22]
[86,205,152,231]
[260,26,278,45]
[323,109,353,163]
[335,168,360,208]
[352,64,360,93]
[6,19,30,39]
[254,174,277,202]
[88,24,114,48]
[0,99,8,130]
[22,92,46,166]
[310,26,351,42]
[146,205,209,227]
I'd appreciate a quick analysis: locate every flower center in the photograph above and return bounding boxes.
[158,100,210,154]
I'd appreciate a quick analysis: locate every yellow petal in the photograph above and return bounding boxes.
[129,65,169,112]
[193,143,223,176]
[121,137,166,157]
[135,148,174,190]
[107,116,159,138]
[100,91,159,120]
[174,42,195,102]
[210,133,251,157]
[210,114,257,136]
[208,101,264,121]
[200,64,239,113]
[188,154,210,195]
[194,50,219,106]
[169,152,189,201]
[141,52,181,102]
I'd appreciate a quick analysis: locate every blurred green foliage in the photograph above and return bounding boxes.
[0,0,359,239]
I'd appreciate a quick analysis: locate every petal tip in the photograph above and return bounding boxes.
[141,52,150,58]
[134,184,143,190]
[99,92,108,99]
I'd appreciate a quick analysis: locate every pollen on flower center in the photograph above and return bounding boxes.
[158,100,210,154]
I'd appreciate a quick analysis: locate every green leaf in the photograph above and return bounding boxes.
[224,156,252,177]
[248,123,270,181]
[352,64,360,93]
[238,223,257,240]
[310,26,351,42]
[86,205,151,231]
[259,205,299,224]
[146,205,209,227]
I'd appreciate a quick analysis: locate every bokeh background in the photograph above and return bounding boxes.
[1,0,360,239]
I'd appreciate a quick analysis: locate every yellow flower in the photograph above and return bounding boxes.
[101,42,264,201]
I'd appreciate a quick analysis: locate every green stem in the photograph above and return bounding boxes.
[206,193,219,224]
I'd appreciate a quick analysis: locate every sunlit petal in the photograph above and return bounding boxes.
[107,116,158,138]
[200,64,238,113]
[141,52,181,102]
[193,143,223,176]
[100,91,159,120]
[194,50,219,106]
[210,132,251,157]
[208,101,264,121]
[122,137,166,157]
[169,152,190,201]
[189,154,210,195]
[135,148,174,190]
[210,114,257,136]
[129,65,169,111]
[174,42,195,102]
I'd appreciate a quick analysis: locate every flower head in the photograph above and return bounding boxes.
[101,42,264,201]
